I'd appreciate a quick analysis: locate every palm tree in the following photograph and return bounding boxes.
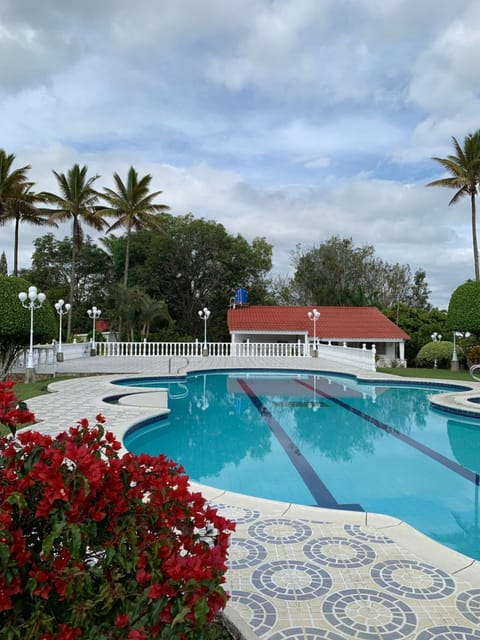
[0,150,55,276]
[427,131,480,280]
[0,149,30,211]
[0,181,56,276]
[44,164,106,337]
[99,167,170,287]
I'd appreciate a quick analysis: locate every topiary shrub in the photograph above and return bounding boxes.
[0,276,57,378]
[447,280,480,333]
[415,341,464,369]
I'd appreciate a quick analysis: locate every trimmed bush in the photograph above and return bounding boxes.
[415,341,464,369]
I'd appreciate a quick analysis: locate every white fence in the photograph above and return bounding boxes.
[9,340,377,375]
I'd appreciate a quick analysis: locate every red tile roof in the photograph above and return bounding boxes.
[227,306,409,340]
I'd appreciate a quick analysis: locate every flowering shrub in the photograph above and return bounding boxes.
[0,379,35,436]
[0,413,235,639]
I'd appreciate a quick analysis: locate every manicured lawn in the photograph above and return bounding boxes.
[12,375,79,402]
[377,367,475,382]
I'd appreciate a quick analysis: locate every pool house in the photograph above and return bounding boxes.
[227,305,409,367]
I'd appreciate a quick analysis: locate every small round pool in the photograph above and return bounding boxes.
[120,370,480,561]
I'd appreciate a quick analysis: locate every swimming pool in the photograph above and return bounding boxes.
[121,370,480,561]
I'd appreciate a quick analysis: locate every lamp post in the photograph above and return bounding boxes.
[87,306,101,356]
[18,285,46,383]
[451,331,471,371]
[431,332,442,368]
[54,299,71,362]
[307,308,320,357]
[198,307,211,356]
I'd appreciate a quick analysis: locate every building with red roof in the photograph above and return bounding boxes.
[227,305,409,365]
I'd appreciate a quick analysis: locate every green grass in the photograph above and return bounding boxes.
[377,367,475,382]
[12,375,79,402]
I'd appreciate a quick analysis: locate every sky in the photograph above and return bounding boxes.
[1,0,480,310]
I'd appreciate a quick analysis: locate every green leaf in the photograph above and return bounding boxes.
[41,520,66,557]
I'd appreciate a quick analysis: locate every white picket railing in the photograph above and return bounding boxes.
[9,340,377,374]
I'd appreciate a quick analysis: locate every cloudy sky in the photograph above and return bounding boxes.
[1,0,480,309]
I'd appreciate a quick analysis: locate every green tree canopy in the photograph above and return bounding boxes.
[291,236,430,309]
[383,303,446,363]
[0,276,57,378]
[19,233,113,334]
[99,167,170,287]
[102,213,273,339]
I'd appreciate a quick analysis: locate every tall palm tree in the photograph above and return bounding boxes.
[44,164,106,337]
[0,149,30,210]
[0,150,54,276]
[99,167,170,287]
[427,131,480,280]
[0,181,56,276]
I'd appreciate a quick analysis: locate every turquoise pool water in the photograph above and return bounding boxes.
[121,371,480,560]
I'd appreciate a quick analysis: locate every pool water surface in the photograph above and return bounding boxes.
[121,371,480,561]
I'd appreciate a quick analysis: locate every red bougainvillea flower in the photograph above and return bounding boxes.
[0,382,235,640]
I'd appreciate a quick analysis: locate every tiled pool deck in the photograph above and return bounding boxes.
[26,355,480,639]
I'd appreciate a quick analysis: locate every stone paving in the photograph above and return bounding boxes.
[24,355,480,639]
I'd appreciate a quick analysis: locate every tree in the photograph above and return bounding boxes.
[44,165,106,337]
[446,280,480,335]
[0,150,55,277]
[21,233,114,333]
[0,181,55,276]
[99,167,170,287]
[383,303,446,363]
[102,214,273,338]
[291,236,429,308]
[427,131,480,280]
[0,149,30,215]
[0,275,56,379]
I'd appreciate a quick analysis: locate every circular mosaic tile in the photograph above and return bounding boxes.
[322,588,417,639]
[343,523,395,544]
[251,560,332,600]
[371,560,456,600]
[269,627,346,640]
[457,589,480,625]
[248,518,313,544]
[228,538,268,569]
[416,625,480,639]
[303,536,376,568]
[208,503,261,523]
[229,590,277,636]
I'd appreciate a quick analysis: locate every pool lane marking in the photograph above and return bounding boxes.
[296,378,480,485]
[236,378,363,511]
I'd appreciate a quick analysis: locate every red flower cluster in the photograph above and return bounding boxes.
[0,379,35,436]
[0,405,235,639]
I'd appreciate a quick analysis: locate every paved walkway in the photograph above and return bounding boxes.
[25,356,480,639]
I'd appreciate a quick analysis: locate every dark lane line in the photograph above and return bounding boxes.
[237,378,363,511]
[296,378,479,485]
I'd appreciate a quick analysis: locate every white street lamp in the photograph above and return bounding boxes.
[54,299,71,362]
[18,285,46,383]
[87,306,101,356]
[431,332,442,368]
[451,331,471,372]
[307,308,320,357]
[198,307,211,356]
